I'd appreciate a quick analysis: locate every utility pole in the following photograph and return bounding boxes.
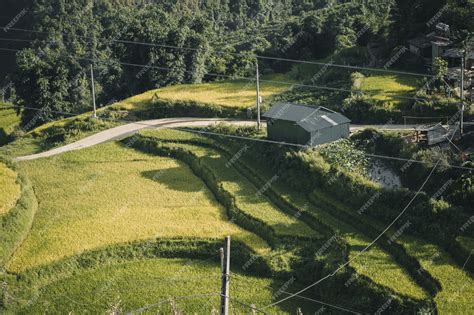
[256,60,261,130]
[90,64,97,118]
[459,53,465,135]
[220,236,230,315]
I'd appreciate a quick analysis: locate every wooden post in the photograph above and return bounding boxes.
[460,54,465,135]
[256,61,261,130]
[90,64,97,118]
[250,304,256,315]
[220,236,230,315]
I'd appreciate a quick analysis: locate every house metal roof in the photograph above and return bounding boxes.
[442,48,474,59]
[262,103,350,132]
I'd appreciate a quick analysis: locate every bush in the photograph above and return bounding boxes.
[142,99,246,119]
[343,95,403,123]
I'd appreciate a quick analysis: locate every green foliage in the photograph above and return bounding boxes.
[0,108,21,146]
[432,58,448,79]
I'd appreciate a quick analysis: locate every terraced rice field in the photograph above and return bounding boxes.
[8,142,269,273]
[139,134,318,239]
[140,128,474,314]
[21,258,283,314]
[137,129,428,301]
[358,74,420,106]
[404,240,474,314]
[115,74,292,110]
[0,162,20,216]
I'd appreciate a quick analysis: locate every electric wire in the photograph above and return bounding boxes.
[125,293,219,314]
[230,273,363,314]
[0,104,472,171]
[0,46,434,110]
[262,128,459,309]
[4,27,435,78]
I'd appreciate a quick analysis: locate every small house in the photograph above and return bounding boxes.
[408,23,453,62]
[414,123,452,146]
[262,103,351,146]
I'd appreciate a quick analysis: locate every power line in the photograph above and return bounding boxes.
[0,46,430,104]
[126,293,219,314]
[4,27,434,78]
[230,273,363,314]
[219,294,267,314]
[1,104,472,172]
[263,129,458,309]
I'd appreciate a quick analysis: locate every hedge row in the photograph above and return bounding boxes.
[130,99,247,120]
[129,135,284,248]
[0,158,38,269]
[131,133,426,313]
[153,135,333,240]
[201,136,440,296]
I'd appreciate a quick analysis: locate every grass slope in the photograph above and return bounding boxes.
[0,162,19,216]
[139,131,318,239]
[404,240,474,314]
[0,107,20,145]
[21,258,285,314]
[118,74,292,111]
[7,142,268,273]
[155,74,291,108]
[135,129,428,301]
[358,74,419,106]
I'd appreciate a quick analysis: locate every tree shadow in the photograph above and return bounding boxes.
[141,167,204,192]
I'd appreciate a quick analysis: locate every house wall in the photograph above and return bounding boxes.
[310,123,350,146]
[267,120,350,146]
[267,120,310,145]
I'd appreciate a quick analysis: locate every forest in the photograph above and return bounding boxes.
[0,0,472,127]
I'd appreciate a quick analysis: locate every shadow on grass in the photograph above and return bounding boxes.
[141,167,204,192]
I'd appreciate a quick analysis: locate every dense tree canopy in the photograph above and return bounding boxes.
[1,0,471,127]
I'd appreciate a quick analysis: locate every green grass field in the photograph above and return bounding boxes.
[139,130,318,239]
[117,74,292,111]
[138,128,474,314]
[358,74,420,106]
[404,240,474,314]
[8,142,269,273]
[0,162,20,216]
[144,129,429,301]
[0,107,21,145]
[22,258,286,314]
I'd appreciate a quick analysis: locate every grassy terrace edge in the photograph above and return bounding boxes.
[0,158,38,268]
[126,131,427,313]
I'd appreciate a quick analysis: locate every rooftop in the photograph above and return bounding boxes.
[263,103,350,132]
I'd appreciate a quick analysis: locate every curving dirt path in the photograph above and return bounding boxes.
[15,117,416,161]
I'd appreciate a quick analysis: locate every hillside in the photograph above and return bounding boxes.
[0,0,473,313]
